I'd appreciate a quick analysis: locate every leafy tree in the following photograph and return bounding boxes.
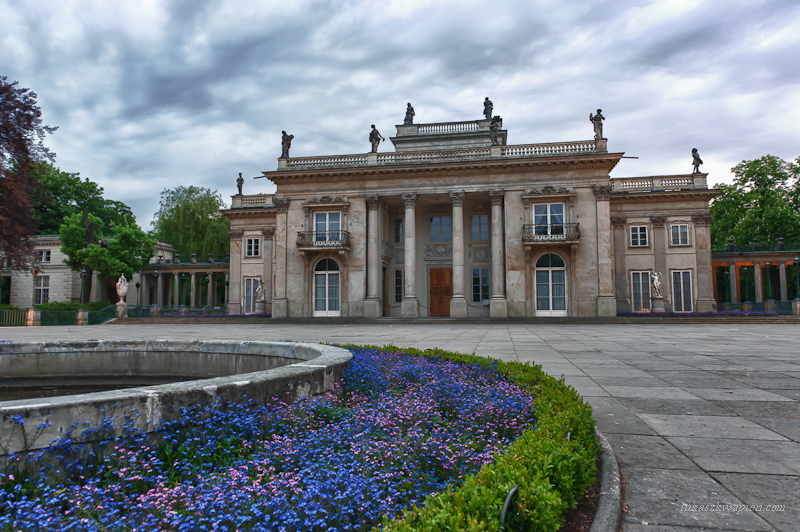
[152,186,230,260]
[29,162,135,234]
[710,155,800,247]
[0,76,57,267]
[60,211,157,286]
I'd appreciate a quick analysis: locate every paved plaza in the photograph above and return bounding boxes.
[2,322,799,531]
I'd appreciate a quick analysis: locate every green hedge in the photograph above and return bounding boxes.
[35,301,113,311]
[369,345,599,532]
[0,304,22,311]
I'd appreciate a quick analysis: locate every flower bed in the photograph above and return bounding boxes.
[1,346,587,531]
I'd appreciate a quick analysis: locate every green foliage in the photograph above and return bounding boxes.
[711,155,800,247]
[29,162,136,234]
[151,186,230,260]
[34,301,111,311]
[59,211,156,279]
[346,345,600,532]
[0,303,21,311]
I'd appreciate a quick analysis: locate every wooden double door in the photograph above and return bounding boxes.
[429,267,452,317]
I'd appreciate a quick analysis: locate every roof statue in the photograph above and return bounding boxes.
[369,125,384,153]
[692,148,703,174]
[236,172,244,195]
[403,103,415,125]
[281,130,294,158]
[589,109,605,140]
[483,97,493,120]
[489,116,502,145]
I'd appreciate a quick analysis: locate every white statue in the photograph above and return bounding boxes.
[116,274,129,301]
[255,278,265,302]
[651,271,663,298]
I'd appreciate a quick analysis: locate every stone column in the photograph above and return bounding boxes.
[754,262,763,303]
[190,272,196,307]
[651,215,667,310]
[261,228,274,315]
[729,263,738,304]
[173,273,179,307]
[488,189,508,317]
[140,273,148,306]
[364,195,382,317]
[692,213,715,312]
[611,216,629,312]
[779,262,788,302]
[401,193,419,318]
[156,273,164,306]
[224,272,230,309]
[206,272,214,307]
[272,198,290,318]
[450,191,468,317]
[227,229,243,314]
[594,185,616,316]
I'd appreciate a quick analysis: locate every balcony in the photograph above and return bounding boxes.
[522,223,581,245]
[296,231,351,250]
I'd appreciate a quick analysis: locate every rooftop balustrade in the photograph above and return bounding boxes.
[612,174,708,192]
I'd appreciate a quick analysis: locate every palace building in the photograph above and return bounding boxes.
[222,113,717,318]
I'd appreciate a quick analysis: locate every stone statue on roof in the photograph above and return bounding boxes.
[483,97,493,120]
[236,173,244,195]
[403,103,415,125]
[692,148,703,174]
[589,109,605,140]
[369,125,384,153]
[281,131,294,158]
[489,116,502,146]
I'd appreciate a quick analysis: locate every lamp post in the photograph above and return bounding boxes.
[794,256,800,300]
[31,267,39,307]
[180,274,187,306]
[742,267,750,303]
[152,271,160,305]
[203,275,210,310]
[135,281,141,311]
[722,270,729,303]
[765,262,773,301]
[79,271,88,309]
[225,280,230,307]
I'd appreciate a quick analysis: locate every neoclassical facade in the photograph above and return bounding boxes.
[223,116,717,318]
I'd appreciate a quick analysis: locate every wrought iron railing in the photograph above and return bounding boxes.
[0,310,26,327]
[522,223,580,243]
[127,305,152,318]
[296,230,351,248]
[88,305,115,325]
[40,310,78,326]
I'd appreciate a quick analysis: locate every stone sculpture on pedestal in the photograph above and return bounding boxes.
[692,148,703,174]
[115,274,129,319]
[236,173,244,195]
[489,116,502,146]
[281,131,294,158]
[369,125,384,153]
[255,277,266,314]
[483,97,493,120]
[589,109,605,140]
[404,103,415,125]
[650,271,666,313]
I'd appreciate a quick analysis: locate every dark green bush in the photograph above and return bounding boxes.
[35,301,114,311]
[0,304,22,311]
[371,345,599,532]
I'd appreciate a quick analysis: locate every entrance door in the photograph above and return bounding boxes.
[244,277,259,314]
[429,267,452,317]
[313,258,341,317]
[535,253,567,316]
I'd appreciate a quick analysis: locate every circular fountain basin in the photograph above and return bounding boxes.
[0,340,352,456]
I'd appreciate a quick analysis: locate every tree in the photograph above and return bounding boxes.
[0,76,57,267]
[60,211,156,290]
[710,155,800,247]
[29,162,136,234]
[151,186,230,260]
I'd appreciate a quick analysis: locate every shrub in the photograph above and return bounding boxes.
[0,304,21,311]
[35,301,113,311]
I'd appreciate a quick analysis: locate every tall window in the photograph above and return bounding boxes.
[314,258,340,317]
[315,212,341,241]
[36,250,51,263]
[430,216,452,242]
[672,270,693,312]
[394,269,403,303]
[472,267,490,303]
[630,226,648,247]
[631,271,651,312]
[671,224,690,246]
[535,254,567,316]
[533,204,565,235]
[246,238,260,257]
[394,218,404,243]
[34,276,49,305]
[471,215,489,241]
[244,277,259,314]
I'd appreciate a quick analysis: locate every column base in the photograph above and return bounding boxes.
[150,305,161,318]
[650,296,665,313]
[597,295,617,317]
[401,298,419,318]
[272,299,288,318]
[793,300,800,316]
[742,302,752,312]
[77,309,88,325]
[26,309,40,326]
[490,297,508,318]
[115,301,128,320]
[450,297,468,317]
[364,299,382,318]
[764,300,776,314]
[255,301,266,314]
[696,298,717,313]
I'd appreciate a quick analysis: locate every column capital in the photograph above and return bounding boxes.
[650,215,667,227]
[488,189,505,206]
[366,195,380,210]
[273,198,290,213]
[449,190,465,207]
[401,193,418,208]
[729,262,738,267]
[753,261,761,266]
[691,213,712,226]
[228,229,244,239]
[262,228,275,238]
[611,216,627,228]
[593,184,613,201]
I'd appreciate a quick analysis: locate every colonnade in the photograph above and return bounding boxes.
[138,268,230,309]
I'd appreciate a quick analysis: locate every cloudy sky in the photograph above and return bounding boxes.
[2,0,799,229]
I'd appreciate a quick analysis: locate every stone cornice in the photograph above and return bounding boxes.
[610,189,719,203]
[228,229,244,238]
[221,209,278,220]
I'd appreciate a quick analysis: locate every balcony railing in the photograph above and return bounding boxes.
[296,230,351,248]
[522,223,581,243]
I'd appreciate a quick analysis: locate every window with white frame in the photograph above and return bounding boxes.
[394,218,404,243]
[631,271,651,312]
[430,216,452,242]
[394,269,403,303]
[672,270,693,312]
[472,267,490,303]
[245,238,260,257]
[671,224,690,246]
[243,277,259,314]
[533,203,565,235]
[37,250,51,262]
[34,275,49,305]
[471,215,489,241]
[630,226,648,247]
[314,211,341,241]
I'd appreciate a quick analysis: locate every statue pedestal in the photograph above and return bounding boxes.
[115,301,128,319]
[651,296,666,313]
[255,300,266,314]
[26,309,41,326]
[793,300,800,316]
[77,309,88,325]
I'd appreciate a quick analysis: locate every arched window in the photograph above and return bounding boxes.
[313,258,340,316]
[535,253,567,316]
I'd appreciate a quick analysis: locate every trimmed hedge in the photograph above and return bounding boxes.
[0,304,22,311]
[367,345,599,532]
[35,301,112,311]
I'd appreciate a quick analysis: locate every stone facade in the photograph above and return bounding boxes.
[223,118,717,317]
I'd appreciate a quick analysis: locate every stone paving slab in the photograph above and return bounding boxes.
[2,322,799,531]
